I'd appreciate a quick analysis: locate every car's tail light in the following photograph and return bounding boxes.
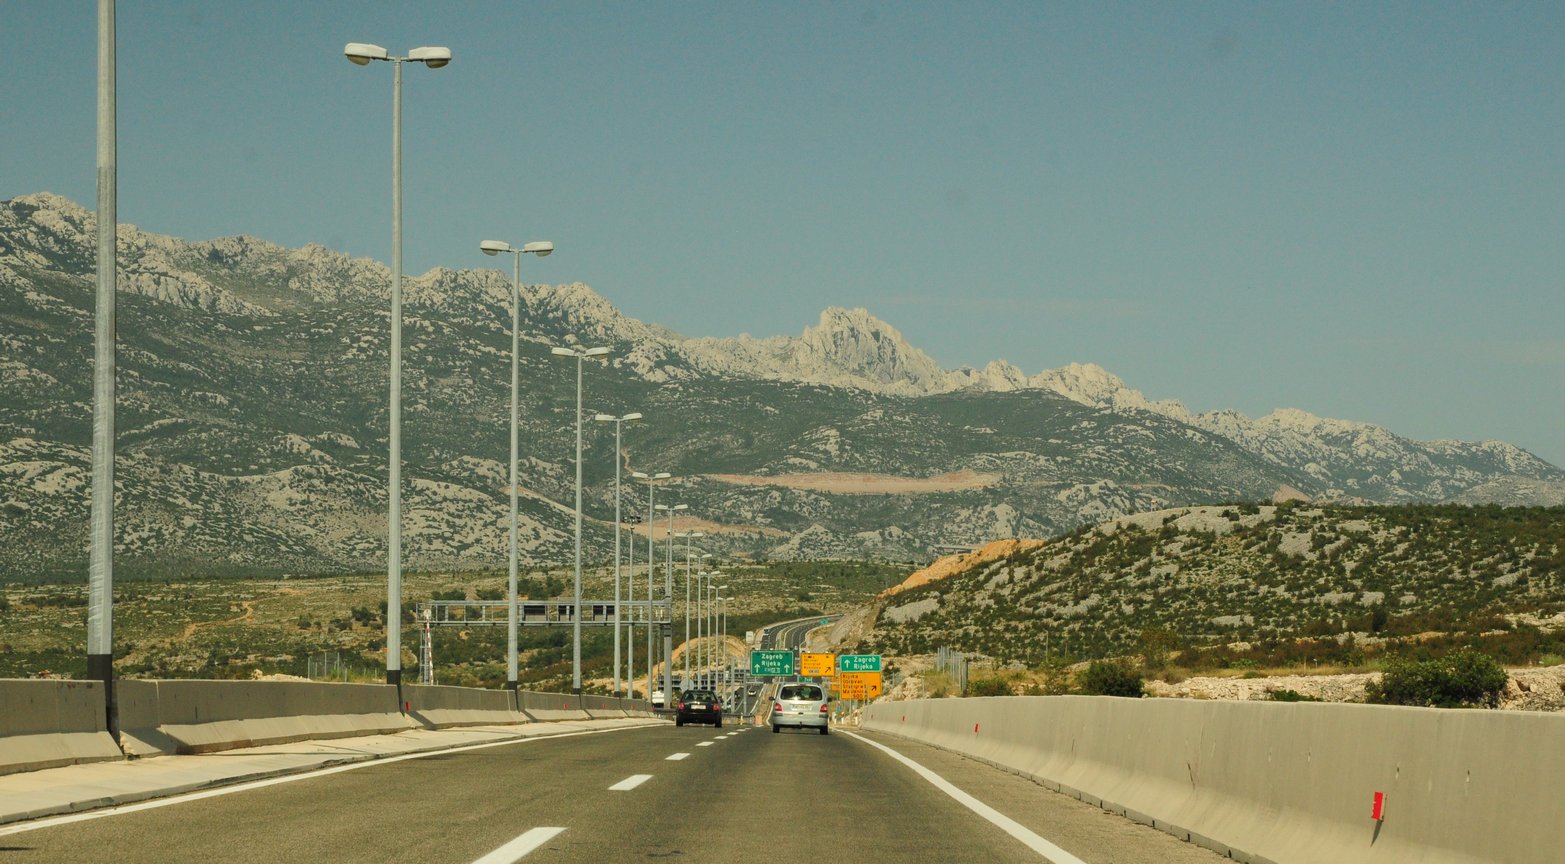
[676,702,684,710]
[773,702,782,712]
[820,703,829,714]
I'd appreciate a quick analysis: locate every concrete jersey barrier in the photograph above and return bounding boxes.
[864,695,1565,864]
[0,680,122,776]
[518,690,591,722]
[117,679,412,756]
[403,684,528,728]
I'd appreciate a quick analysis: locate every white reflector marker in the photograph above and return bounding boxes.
[666,753,691,761]
[471,827,566,864]
[609,774,653,791]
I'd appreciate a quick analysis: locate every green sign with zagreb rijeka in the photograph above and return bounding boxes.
[750,650,794,676]
[837,654,881,672]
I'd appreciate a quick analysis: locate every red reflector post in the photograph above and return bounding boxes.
[1371,792,1386,822]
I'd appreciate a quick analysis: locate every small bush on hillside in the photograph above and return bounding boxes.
[965,676,1013,697]
[1077,661,1143,698]
[1366,649,1508,709]
[1266,688,1321,702]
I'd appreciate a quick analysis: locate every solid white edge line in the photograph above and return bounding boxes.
[666,753,691,761]
[0,724,660,838]
[609,774,652,791]
[843,731,1088,864]
[470,826,566,864]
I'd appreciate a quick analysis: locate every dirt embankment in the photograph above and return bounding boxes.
[879,538,1046,599]
[1145,665,1565,712]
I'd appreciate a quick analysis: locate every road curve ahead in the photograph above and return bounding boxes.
[0,724,1224,863]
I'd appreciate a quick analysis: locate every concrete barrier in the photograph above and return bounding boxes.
[404,684,528,728]
[580,694,629,719]
[518,690,590,722]
[864,696,1565,864]
[0,680,122,775]
[118,680,412,756]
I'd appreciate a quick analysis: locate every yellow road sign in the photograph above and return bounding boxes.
[837,671,883,699]
[800,652,835,677]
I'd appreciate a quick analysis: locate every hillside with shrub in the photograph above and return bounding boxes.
[860,504,1565,672]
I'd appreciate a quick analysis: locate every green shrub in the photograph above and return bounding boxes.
[965,676,1013,697]
[1267,688,1321,702]
[1366,649,1508,709]
[1077,661,1143,698]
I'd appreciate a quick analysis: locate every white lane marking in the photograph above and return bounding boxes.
[471,827,566,863]
[666,753,691,761]
[0,724,660,837]
[695,741,715,747]
[844,732,1088,864]
[609,774,653,791]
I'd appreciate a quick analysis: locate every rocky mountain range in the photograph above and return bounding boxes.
[2,191,1562,582]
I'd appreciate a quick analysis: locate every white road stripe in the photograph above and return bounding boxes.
[844,732,1088,864]
[695,741,715,747]
[471,827,566,863]
[0,725,658,837]
[666,753,691,761]
[609,774,653,791]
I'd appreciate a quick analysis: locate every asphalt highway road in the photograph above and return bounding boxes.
[0,723,1225,864]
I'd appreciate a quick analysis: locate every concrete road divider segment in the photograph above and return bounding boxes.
[0,680,122,776]
[517,691,591,722]
[118,680,413,756]
[403,684,529,728]
[864,695,1565,864]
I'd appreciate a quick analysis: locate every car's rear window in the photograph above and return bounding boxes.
[684,690,716,700]
[779,685,823,701]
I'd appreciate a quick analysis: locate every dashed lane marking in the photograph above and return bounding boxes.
[666,753,691,761]
[609,774,653,791]
[471,827,566,863]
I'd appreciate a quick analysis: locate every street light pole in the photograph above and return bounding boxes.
[344,41,451,693]
[551,344,610,693]
[88,0,118,739]
[480,240,553,693]
[655,501,687,698]
[676,531,703,683]
[632,471,670,701]
[595,412,642,696]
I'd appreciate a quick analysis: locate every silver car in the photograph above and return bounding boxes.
[771,683,829,735]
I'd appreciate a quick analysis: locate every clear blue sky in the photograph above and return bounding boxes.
[4,1,1562,466]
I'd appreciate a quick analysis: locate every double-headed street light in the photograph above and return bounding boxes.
[675,531,705,682]
[655,501,687,697]
[631,471,670,700]
[551,344,611,693]
[714,584,729,683]
[595,412,643,697]
[344,40,451,690]
[480,239,553,693]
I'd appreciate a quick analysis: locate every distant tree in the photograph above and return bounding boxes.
[1077,660,1143,698]
[1366,649,1508,709]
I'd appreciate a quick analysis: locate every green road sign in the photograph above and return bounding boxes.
[751,650,794,676]
[820,618,829,625]
[838,654,881,672]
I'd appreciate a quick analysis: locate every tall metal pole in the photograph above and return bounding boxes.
[386,56,405,692]
[626,492,635,697]
[645,482,656,701]
[88,0,118,739]
[506,252,520,692]
[683,543,691,684]
[612,420,622,696]
[572,353,584,694]
[663,507,674,701]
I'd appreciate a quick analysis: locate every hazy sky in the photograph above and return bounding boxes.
[3,2,1562,466]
